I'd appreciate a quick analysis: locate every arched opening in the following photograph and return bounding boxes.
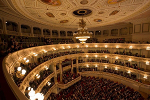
[111,29,118,36]
[43,29,50,35]
[6,21,18,32]
[67,31,73,36]
[60,31,66,36]
[103,30,109,36]
[33,27,41,34]
[21,25,31,33]
[52,30,58,37]
[95,30,101,36]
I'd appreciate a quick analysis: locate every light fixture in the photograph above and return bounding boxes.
[129,46,133,49]
[26,59,29,63]
[77,45,79,48]
[95,45,98,47]
[105,56,107,58]
[45,66,49,70]
[17,67,22,71]
[105,45,107,48]
[28,87,31,91]
[146,61,149,65]
[115,67,118,70]
[73,17,93,44]
[95,65,98,67]
[23,57,26,60]
[53,48,56,50]
[115,57,118,59]
[86,45,88,47]
[47,82,51,86]
[127,70,131,73]
[28,88,44,100]
[21,69,26,75]
[5,22,7,23]
[86,65,89,67]
[86,55,88,57]
[62,47,65,49]
[95,55,98,57]
[36,74,40,79]
[116,45,119,48]
[143,75,147,79]
[128,58,132,62]
[105,65,107,68]
[146,47,150,50]
[43,50,47,53]
[68,46,71,48]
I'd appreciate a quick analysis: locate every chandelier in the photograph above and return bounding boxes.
[73,17,93,44]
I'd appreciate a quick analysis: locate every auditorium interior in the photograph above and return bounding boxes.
[1,0,150,100]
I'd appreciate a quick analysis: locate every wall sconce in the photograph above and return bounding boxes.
[105,65,107,68]
[77,45,79,48]
[68,46,71,48]
[128,58,132,62]
[21,69,26,75]
[47,82,51,86]
[86,65,89,67]
[95,45,98,47]
[105,45,107,48]
[95,65,98,67]
[105,56,107,58]
[26,59,29,63]
[127,70,131,73]
[115,67,118,70]
[62,47,65,49]
[95,55,98,57]
[36,74,40,79]
[143,75,147,79]
[129,46,133,49]
[115,57,118,59]
[53,48,56,50]
[146,47,150,50]
[86,55,88,57]
[17,67,22,71]
[116,46,119,48]
[23,57,27,60]
[86,45,88,47]
[45,66,49,70]
[146,61,149,65]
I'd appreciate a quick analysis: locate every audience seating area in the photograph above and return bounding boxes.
[48,76,144,100]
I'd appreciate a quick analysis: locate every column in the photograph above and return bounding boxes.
[18,22,22,36]
[118,28,120,36]
[2,17,7,34]
[66,31,67,37]
[71,59,73,73]
[50,30,52,37]
[41,28,44,37]
[53,63,57,83]
[31,26,34,36]
[58,30,60,38]
[76,57,79,73]
[59,61,63,83]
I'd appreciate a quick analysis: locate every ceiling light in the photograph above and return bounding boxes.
[23,57,27,60]
[73,18,93,44]
[26,59,29,63]
[47,82,51,86]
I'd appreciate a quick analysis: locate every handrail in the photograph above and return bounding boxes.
[57,76,81,89]
[80,71,150,94]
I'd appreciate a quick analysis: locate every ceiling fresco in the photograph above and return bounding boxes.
[8,0,150,28]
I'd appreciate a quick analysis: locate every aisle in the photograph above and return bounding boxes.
[0,57,17,100]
